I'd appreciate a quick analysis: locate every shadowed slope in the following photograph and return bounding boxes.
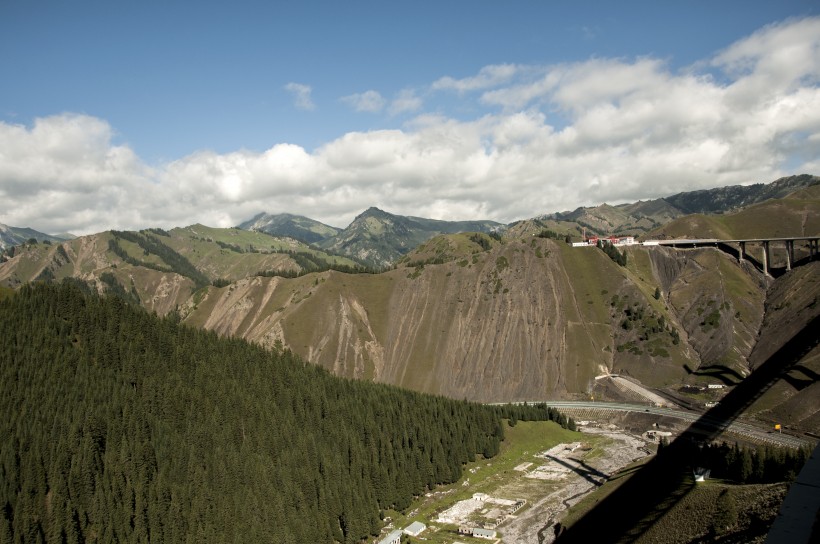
[557,314,820,543]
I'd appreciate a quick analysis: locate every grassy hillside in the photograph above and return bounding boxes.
[0,226,362,315]
[237,212,341,244]
[316,207,502,268]
[651,183,820,242]
[163,224,360,280]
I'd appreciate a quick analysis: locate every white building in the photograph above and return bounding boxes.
[474,528,497,539]
[403,521,426,536]
[378,529,402,544]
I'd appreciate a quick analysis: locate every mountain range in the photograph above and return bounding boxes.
[539,173,819,238]
[238,174,818,268]
[1,174,819,434]
[240,206,502,268]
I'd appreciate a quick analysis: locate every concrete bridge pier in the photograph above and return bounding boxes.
[738,241,745,263]
[762,241,770,277]
[785,240,794,271]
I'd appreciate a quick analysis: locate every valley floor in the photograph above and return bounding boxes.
[382,420,654,544]
[503,426,650,544]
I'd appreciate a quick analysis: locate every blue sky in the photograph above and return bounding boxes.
[1,1,819,234]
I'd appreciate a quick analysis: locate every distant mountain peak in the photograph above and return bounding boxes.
[0,224,66,251]
[236,212,341,245]
[355,207,391,220]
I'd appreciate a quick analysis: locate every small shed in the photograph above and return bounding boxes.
[404,521,426,536]
[693,467,711,482]
[378,529,403,544]
[473,527,497,539]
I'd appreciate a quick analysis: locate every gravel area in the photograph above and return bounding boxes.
[500,426,650,544]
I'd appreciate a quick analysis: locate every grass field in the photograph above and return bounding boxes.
[0,285,14,301]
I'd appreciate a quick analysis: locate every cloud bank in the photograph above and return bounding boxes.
[2,17,819,235]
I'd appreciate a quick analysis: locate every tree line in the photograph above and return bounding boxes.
[657,438,810,484]
[256,250,381,279]
[598,240,627,266]
[109,231,209,289]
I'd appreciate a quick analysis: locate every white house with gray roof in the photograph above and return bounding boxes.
[404,521,426,536]
[377,529,402,544]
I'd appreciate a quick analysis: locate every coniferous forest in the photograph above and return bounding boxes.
[0,281,569,543]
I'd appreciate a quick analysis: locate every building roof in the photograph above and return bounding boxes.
[404,520,427,535]
[474,527,497,537]
[378,529,403,544]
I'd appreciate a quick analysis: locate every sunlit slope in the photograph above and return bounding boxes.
[162,224,359,279]
[237,212,341,244]
[0,226,358,315]
[0,232,197,314]
[183,235,698,401]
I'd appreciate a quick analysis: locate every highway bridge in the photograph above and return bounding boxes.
[575,235,820,276]
[642,236,820,276]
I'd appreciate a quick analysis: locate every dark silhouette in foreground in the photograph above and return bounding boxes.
[556,315,820,543]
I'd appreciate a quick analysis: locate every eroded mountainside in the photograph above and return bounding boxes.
[178,236,802,405]
[1,178,818,430]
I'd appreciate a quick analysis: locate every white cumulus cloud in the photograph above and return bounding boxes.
[341,90,386,112]
[1,17,819,236]
[389,89,423,115]
[284,82,316,111]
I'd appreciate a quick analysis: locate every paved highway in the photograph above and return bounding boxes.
[526,401,814,449]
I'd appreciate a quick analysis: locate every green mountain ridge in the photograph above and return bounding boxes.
[546,174,819,237]
[233,175,819,261]
[316,207,503,269]
[242,207,504,269]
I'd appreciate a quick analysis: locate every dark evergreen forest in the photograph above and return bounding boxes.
[0,282,569,543]
[657,438,810,484]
